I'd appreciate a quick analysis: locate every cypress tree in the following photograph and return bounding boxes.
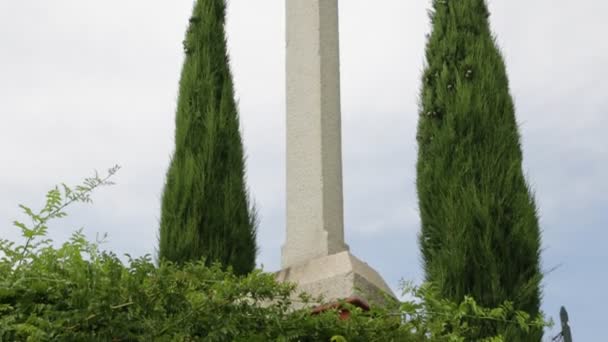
[416,0,543,339]
[159,0,257,275]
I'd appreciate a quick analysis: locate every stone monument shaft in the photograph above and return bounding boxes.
[283,0,349,268]
[278,0,394,304]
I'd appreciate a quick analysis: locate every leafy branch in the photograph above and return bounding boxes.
[2,165,120,273]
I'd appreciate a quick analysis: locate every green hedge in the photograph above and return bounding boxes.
[0,169,547,341]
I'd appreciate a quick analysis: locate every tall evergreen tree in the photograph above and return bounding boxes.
[158,0,257,275]
[416,0,543,339]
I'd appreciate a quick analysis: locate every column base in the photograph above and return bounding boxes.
[275,251,395,308]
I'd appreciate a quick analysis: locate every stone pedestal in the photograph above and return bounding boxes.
[276,251,395,306]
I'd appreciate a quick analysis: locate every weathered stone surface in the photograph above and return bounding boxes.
[283,0,348,269]
[280,0,394,307]
[276,251,395,306]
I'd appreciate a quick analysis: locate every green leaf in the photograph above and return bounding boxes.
[13,221,29,231]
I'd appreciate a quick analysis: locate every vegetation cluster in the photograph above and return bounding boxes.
[0,171,546,341]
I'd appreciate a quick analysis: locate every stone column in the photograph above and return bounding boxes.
[278,0,394,306]
[282,0,349,268]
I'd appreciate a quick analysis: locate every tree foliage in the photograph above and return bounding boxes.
[158,0,257,275]
[416,0,544,340]
[0,171,547,341]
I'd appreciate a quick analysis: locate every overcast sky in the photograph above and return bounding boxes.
[1,0,606,340]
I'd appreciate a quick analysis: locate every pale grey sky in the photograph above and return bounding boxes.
[1,1,606,340]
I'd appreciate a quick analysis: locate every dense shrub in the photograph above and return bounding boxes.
[159,0,257,275]
[0,170,546,341]
[416,0,544,339]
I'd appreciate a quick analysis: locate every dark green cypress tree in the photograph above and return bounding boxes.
[416,0,542,339]
[158,0,257,276]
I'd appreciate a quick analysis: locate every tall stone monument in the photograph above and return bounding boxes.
[276,0,394,305]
